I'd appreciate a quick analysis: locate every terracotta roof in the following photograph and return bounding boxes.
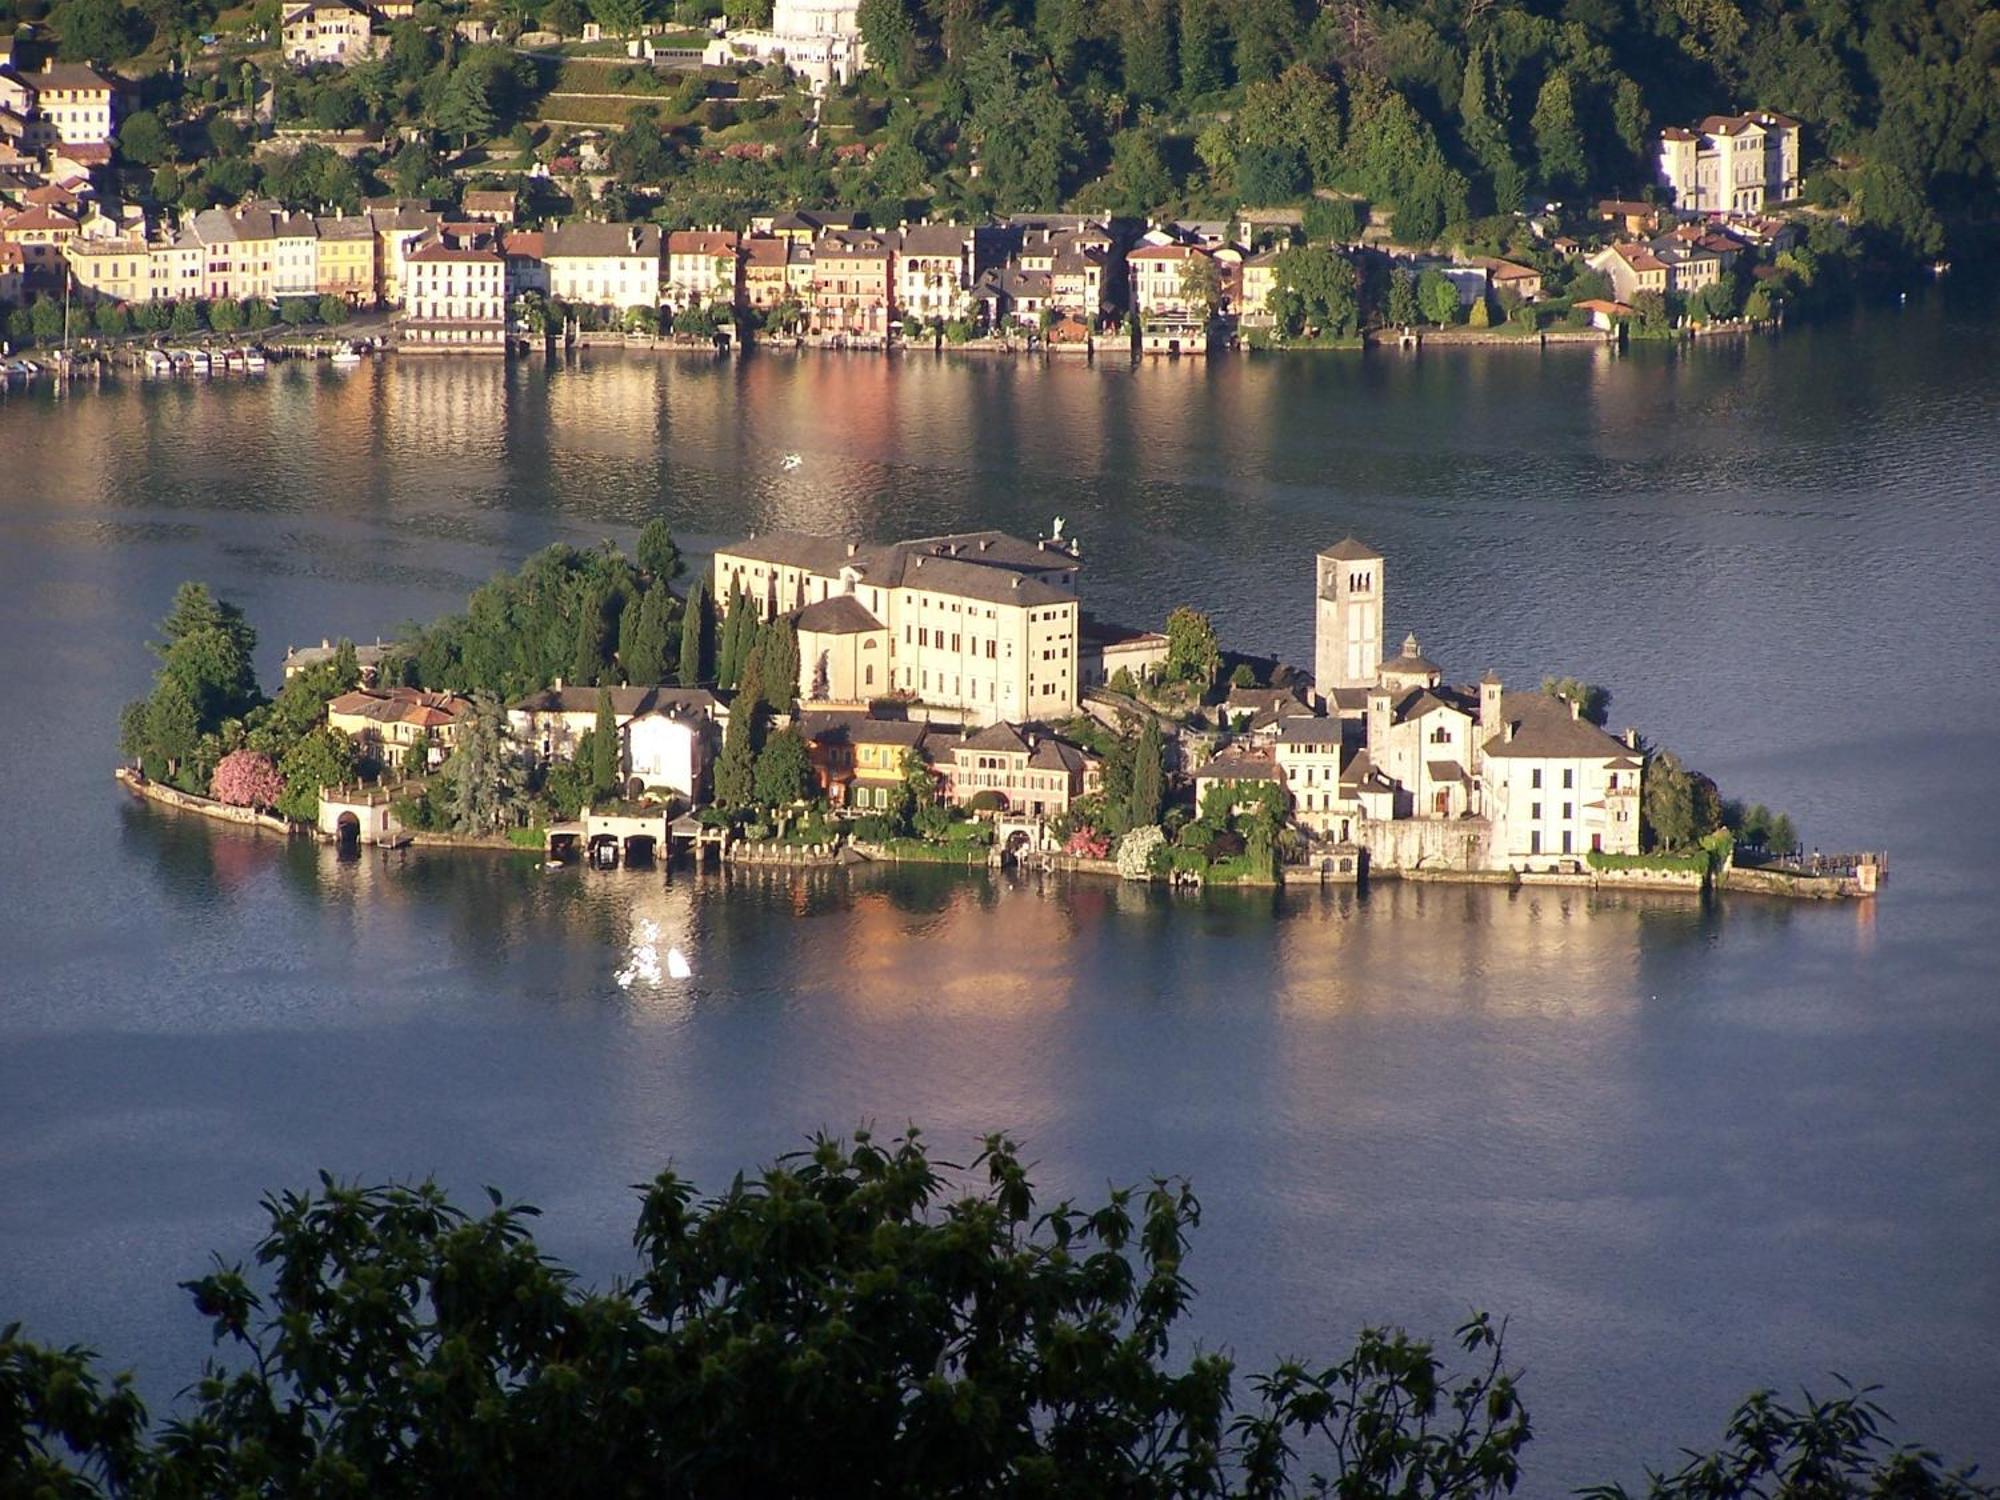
[1573,298,1634,315]
[742,235,786,267]
[501,229,543,258]
[667,229,737,256]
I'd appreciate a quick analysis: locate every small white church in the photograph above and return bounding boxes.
[1301,537,1645,871]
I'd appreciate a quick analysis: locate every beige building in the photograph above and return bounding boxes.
[740,234,789,311]
[714,528,1084,726]
[1272,716,1352,838]
[894,223,969,324]
[942,721,1099,818]
[401,229,506,349]
[1587,242,1670,303]
[794,593,890,703]
[664,228,740,310]
[1658,111,1801,216]
[544,220,662,314]
[326,686,473,767]
[282,0,380,66]
[810,227,896,336]
[1127,243,1209,315]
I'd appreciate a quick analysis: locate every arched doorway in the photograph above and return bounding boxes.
[588,834,621,868]
[623,834,657,867]
[1001,829,1033,868]
[335,811,361,856]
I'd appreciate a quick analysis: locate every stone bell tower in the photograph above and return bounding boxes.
[1315,536,1384,700]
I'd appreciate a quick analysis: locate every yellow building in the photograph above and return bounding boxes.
[326,687,473,767]
[64,236,150,302]
[315,214,376,306]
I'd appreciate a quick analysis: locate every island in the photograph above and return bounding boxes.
[113,517,1883,900]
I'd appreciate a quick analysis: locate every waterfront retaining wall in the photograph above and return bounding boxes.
[1718,865,1861,900]
[116,768,295,836]
[1356,816,1492,872]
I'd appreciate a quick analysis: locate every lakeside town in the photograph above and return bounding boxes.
[2,0,1964,374]
[115,518,1882,899]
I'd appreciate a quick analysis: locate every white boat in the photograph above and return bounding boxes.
[222,348,247,372]
[244,348,267,371]
[330,343,362,366]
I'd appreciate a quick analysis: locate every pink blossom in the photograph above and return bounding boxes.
[211,748,284,809]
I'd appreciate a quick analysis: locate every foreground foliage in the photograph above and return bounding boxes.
[1,1131,1990,1498]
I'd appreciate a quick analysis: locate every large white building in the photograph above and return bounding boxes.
[713,528,1083,726]
[702,0,866,91]
[1657,111,1801,216]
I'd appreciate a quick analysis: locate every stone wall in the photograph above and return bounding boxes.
[1355,815,1492,872]
[116,768,295,836]
[1718,865,1862,900]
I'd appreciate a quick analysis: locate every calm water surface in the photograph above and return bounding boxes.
[2,289,1997,1490]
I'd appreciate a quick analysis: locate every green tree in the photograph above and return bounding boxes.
[1541,676,1611,726]
[1122,0,1176,104]
[718,586,752,691]
[753,725,812,808]
[713,701,755,807]
[1177,254,1222,316]
[856,0,922,84]
[153,581,261,730]
[434,62,498,149]
[569,583,614,686]
[276,725,357,821]
[278,296,319,326]
[53,0,145,60]
[207,296,244,333]
[27,294,63,344]
[635,518,683,582]
[319,294,351,325]
[1386,268,1419,326]
[117,108,172,167]
[620,586,673,686]
[755,615,800,711]
[1236,143,1306,204]
[1417,268,1459,326]
[1530,68,1587,199]
[590,686,621,799]
[1127,716,1165,830]
[678,577,707,687]
[1642,748,1698,851]
[444,694,526,834]
[1272,245,1358,336]
[1176,0,1226,98]
[1104,127,1175,216]
[1164,605,1220,690]
[169,299,204,337]
[142,678,201,778]
[94,301,131,337]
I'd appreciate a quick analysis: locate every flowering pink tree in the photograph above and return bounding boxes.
[1065,826,1111,860]
[211,748,285,810]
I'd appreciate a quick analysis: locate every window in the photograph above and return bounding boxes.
[1531,831,1542,855]
[1562,831,1573,855]
[1563,769,1574,789]
[1531,769,1542,789]
[1531,803,1541,820]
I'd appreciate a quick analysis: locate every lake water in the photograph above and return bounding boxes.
[2,289,1997,1490]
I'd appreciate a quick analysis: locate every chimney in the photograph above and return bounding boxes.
[1625,727,1640,750]
[979,538,991,551]
[553,676,564,690]
[1504,721,1515,743]
[1569,697,1581,720]
[1011,576,1021,589]
[845,541,857,557]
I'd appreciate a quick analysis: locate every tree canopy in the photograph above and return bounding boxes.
[2,1129,1989,1498]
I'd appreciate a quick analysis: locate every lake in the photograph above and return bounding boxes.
[2,286,1996,1490]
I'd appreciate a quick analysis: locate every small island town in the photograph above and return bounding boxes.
[112,521,1884,899]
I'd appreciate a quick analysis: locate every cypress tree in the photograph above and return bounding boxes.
[1128,717,1165,829]
[678,578,707,687]
[758,615,800,710]
[570,584,612,687]
[622,588,671,686]
[713,704,755,807]
[591,687,620,799]
[719,586,749,690]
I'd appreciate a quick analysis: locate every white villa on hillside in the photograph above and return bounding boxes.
[1657,111,1801,216]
